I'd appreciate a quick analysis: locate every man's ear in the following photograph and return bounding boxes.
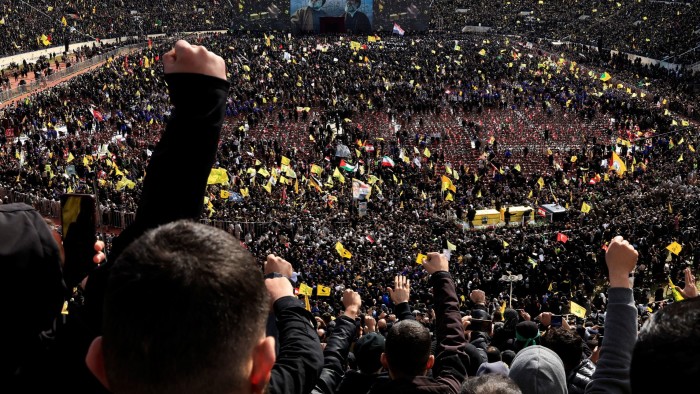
[250,336,276,394]
[85,336,110,389]
[425,354,435,371]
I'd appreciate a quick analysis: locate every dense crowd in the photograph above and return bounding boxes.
[1,1,699,63]
[1,30,699,394]
[2,31,698,314]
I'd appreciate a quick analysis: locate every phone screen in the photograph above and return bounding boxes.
[60,193,98,288]
[551,315,563,327]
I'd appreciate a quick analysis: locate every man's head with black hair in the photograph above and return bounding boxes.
[381,319,434,378]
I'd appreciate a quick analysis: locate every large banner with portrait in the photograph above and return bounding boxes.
[226,1,427,34]
[290,0,374,34]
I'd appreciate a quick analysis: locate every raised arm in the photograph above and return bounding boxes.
[84,39,230,332]
[312,289,361,394]
[265,255,324,394]
[388,275,415,321]
[586,236,638,394]
[424,252,468,393]
[111,40,230,259]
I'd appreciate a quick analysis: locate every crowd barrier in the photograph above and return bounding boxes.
[0,43,143,105]
[0,186,271,238]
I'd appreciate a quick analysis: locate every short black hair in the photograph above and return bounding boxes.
[385,319,432,376]
[102,220,269,394]
[540,326,583,372]
[631,297,700,392]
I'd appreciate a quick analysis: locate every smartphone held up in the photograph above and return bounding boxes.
[60,193,98,288]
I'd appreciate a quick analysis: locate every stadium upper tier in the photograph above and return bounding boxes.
[0,1,699,63]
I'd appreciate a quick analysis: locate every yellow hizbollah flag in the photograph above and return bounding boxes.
[445,192,454,201]
[503,240,509,248]
[571,155,577,163]
[537,177,545,189]
[299,283,313,296]
[689,145,695,153]
[304,294,311,311]
[240,187,249,197]
[61,16,67,26]
[424,147,431,157]
[611,151,627,174]
[67,153,75,163]
[668,277,684,302]
[500,301,507,316]
[677,154,683,162]
[350,41,361,50]
[258,167,270,177]
[581,202,591,213]
[335,242,352,259]
[478,48,486,56]
[207,168,229,185]
[570,301,587,318]
[447,240,457,251]
[311,164,323,176]
[441,175,456,193]
[220,190,230,199]
[317,285,331,296]
[281,156,291,166]
[416,253,427,265]
[309,177,322,192]
[367,35,377,43]
[262,181,272,194]
[528,190,533,198]
[666,241,682,256]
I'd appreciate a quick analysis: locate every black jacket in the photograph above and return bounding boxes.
[30,73,231,393]
[269,297,324,394]
[368,272,468,394]
[312,315,357,394]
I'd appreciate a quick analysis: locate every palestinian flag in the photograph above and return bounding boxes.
[381,156,395,167]
[339,159,356,172]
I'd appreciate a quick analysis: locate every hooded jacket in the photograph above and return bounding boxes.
[0,203,65,389]
[509,345,569,394]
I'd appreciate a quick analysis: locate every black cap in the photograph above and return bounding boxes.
[353,332,385,373]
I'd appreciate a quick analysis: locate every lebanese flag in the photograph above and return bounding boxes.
[556,233,569,243]
[381,156,395,167]
[366,235,375,243]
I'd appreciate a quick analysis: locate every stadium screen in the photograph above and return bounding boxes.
[230,1,427,33]
[290,0,374,34]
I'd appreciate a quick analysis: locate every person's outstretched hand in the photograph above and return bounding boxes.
[264,254,293,278]
[679,267,698,299]
[162,40,226,80]
[265,277,294,307]
[93,240,106,264]
[424,252,449,274]
[388,275,411,304]
[605,236,638,288]
[342,289,362,320]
